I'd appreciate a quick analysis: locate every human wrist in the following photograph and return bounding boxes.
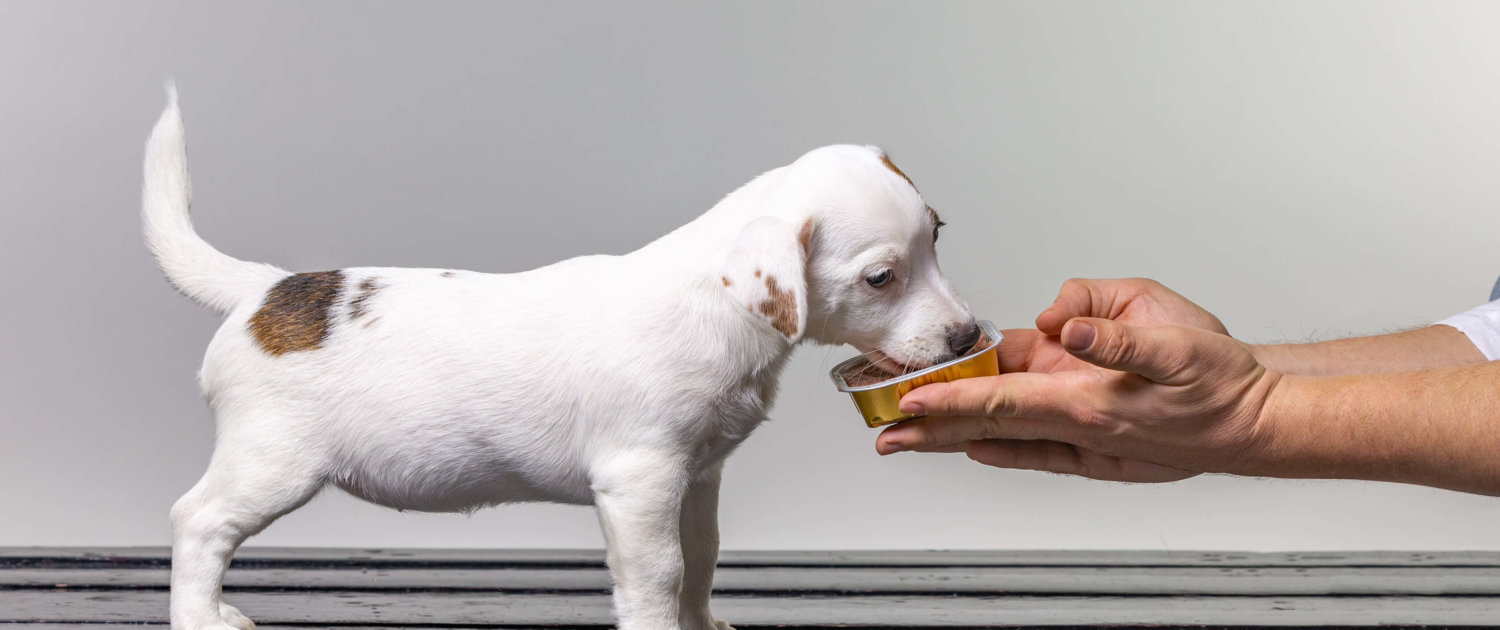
[1241,371,1420,485]
[1230,369,1310,478]
[1249,342,1338,376]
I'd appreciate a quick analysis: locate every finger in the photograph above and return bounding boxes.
[1035,278,1119,335]
[1037,278,1174,334]
[964,439,1200,483]
[876,414,1057,454]
[1036,278,1094,335]
[899,373,1073,420]
[905,440,971,453]
[964,439,1091,475]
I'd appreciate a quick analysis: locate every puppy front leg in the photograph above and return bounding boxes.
[593,452,690,630]
[678,464,731,630]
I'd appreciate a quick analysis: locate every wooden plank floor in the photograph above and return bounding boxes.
[3,548,1499,627]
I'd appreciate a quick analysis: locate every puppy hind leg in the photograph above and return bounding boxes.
[592,452,691,630]
[170,433,325,630]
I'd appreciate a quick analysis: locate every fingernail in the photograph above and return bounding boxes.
[882,440,908,455]
[900,400,926,414]
[1063,320,1096,351]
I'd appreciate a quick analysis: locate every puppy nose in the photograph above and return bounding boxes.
[947,321,981,356]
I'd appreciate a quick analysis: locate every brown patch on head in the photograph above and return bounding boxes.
[348,277,383,321]
[757,276,798,338]
[248,271,344,356]
[879,154,917,191]
[721,276,731,287]
[440,271,455,278]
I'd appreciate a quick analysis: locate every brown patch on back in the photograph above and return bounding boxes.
[348,277,382,321]
[722,276,731,287]
[249,271,344,356]
[879,154,917,191]
[758,276,798,337]
[754,269,762,278]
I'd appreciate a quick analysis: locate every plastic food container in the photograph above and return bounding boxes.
[828,321,1002,427]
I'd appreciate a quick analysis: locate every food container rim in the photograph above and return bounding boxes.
[829,320,1002,393]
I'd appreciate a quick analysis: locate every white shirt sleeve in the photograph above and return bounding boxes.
[1436,301,1500,361]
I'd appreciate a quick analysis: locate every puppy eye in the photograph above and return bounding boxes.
[866,269,893,288]
[933,220,946,243]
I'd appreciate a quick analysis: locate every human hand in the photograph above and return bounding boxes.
[876,318,1282,483]
[889,277,1238,479]
[998,278,1229,376]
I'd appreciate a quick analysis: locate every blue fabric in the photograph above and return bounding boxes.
[1493,276,1500,302]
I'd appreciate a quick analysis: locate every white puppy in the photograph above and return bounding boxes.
[145,89,977,630]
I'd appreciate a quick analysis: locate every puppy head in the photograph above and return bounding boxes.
[722,145,975,373]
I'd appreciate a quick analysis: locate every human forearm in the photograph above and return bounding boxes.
[1250,361,1500,496]
[1250,325,1486,376]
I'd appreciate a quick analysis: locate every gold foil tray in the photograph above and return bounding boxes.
[829,321,1002,427]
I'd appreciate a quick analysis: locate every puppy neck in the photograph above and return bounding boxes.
[610,167,817,385]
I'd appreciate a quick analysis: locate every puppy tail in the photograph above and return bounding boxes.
[142,83,287,315]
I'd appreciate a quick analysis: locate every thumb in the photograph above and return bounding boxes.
[1060,317,1198,385]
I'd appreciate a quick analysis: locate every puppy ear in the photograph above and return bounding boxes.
[721,216,814,343]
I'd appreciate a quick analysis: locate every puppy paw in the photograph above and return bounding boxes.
[219,601,256,630]
[681,616,734,630]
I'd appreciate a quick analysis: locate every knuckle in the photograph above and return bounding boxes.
[974,416,1006,440]
[900,424,937,447]
[1074,407,1112,432]
[1068,398,1124,437]
[1098,328,1134,366]
[1066,453,1093,478]
[918,417,979,446]
[928,386,963,416]
[1042,443,1082,475]
[1162,324,1194,345]
[1158,327,1200,374]
[928,418,967,443]
[1055,279,1091,309]
[982,387,1014,417]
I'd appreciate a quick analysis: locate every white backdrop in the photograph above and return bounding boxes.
[3,1,1499,550]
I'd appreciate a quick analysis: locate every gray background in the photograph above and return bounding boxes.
[4,1,1499,550]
